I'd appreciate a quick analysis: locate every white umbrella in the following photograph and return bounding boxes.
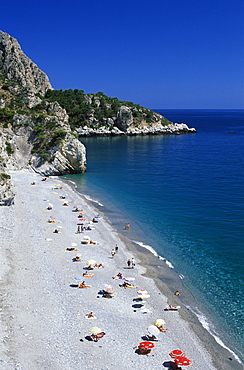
[137,289,148,295]
[147,325,160,336]
[125,277,135,282]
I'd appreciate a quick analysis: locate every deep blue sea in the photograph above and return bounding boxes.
[63,109,244,362]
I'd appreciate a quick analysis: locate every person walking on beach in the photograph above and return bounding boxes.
[127,259,131,268]
[115,244,119,253]
[131,258,135,269]
[111,249,116,258]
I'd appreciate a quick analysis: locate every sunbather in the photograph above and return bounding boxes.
[85,312,96,319]
[158,326,168,332]
[91,332,105,342]
[79,281,91,288]
[113,272,124,279]
[73,256,81,262]
[83,271,94,277]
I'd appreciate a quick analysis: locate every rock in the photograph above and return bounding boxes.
[45,102,69,123]
[116,106,133,131]
[32,133,86,176]
[0,30,52,107]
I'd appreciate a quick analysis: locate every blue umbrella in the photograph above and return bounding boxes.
[74,277,83,281]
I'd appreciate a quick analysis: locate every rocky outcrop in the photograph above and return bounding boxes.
[0,30,52,107]
[0,133,15,205]
[31,133,86,176]
[116,106,134,131]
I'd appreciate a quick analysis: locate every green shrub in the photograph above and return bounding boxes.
[5,142,14,155]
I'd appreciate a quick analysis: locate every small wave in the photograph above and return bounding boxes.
[190,307,243,364]
[82,194,104,207]
[133,240,174,269]
[179,274,185,280]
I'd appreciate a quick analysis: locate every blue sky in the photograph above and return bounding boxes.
[2,0,244,109]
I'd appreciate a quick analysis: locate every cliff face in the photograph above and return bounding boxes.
[0,31,52,107]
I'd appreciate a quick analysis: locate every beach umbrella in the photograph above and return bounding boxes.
[170,349,185,358]
[89,327,101,334]
[139,341,155,349]
[103,284,115,294]
[86,259,96,266]
[147,325,160,336]
[104,287,115,294]
[174,356,191,366]
[154,319,166,327]
[70,243,77,247]
[74,277,83,282]
[125,277,135,282]
[103,284,113,290]
[137,289,148,295]
[48,203,53,208]
[137,294,150,299]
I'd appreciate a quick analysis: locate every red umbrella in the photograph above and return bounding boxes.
[174,356,191,366]
[170,349,185,358]
[139,341,155,349]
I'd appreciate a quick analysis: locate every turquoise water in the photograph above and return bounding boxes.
[63,110,244,361]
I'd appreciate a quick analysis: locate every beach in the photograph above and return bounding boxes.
[0,170,241,370]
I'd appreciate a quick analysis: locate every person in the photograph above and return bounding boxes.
[170,362,182,370]
[158,326,168,332]
[79,281,91,288]
[113,272,124,279]
[119,281,131,288]
[41,178,47,181]
[174,291,180,296]
[73,256,81,262]
[86,312,95,319]
[31,182,36,185]
[131,258,135,268]
[91,332,105,342]
[125,223,130,230]
[115,244,119,253]
[83,271,94,277]
[127,259,131,268]
[111,249,116,258]
[53,229,59,233]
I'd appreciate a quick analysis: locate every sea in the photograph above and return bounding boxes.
[63,109,244,363]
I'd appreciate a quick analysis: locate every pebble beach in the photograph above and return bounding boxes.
[0,170,241,370]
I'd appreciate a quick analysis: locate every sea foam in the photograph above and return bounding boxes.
[132,240,174,269]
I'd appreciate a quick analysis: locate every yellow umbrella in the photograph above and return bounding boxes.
[154,319,166,327]
[89,327,101,334]
[86,259,96,266]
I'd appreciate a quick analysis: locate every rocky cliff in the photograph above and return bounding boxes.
[0,31,52,107]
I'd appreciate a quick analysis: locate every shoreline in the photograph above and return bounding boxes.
[63,176,243,369]
[0,170,242,369]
